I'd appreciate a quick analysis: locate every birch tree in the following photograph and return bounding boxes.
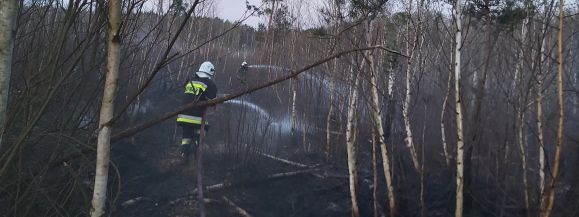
[325,0,341,161]
[453,0,466,216]
[536,0,553,206]
[402,0,422,173]
[0,0,18,149]
[366,18,397,217]
[514,1,532,212]
[441,59,452,167]
[540,0,565,216]
[346,59,361,217]
[90,0,122,216]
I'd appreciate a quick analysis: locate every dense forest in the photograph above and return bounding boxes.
[0,0,578,216]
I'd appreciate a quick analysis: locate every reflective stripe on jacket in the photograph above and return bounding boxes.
[176,114,203,125]
[185,81,208,94]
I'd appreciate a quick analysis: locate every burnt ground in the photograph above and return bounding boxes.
[106,123,458,217]
[110,125,371,217]
[111,141,365,217]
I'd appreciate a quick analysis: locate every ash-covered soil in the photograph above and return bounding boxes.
[111,142,367,217]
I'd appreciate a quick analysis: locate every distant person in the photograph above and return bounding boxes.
[176,61,218,164]
[237,61,249,85]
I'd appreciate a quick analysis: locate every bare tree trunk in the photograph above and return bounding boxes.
[402,65,420,171]
[573,52,578,118]
[441,59,452,167]
[326,60,335,161]
[537,9,549,205]
[0,0,18,149]
[326,0,342,160]
[512,13,529,92]
[541,1,565,216]
[403,0,421,173]
[537,69,546,200]
[346,62,361,217]
[420,103,427,217]
[266,0,277,31]
[453,0,465,216]
[517,111,530,213]
[366,19,397,217]
[90,0,121,216]
[291,78,297,137]
[371,126,379,217]
[515,9,531,213]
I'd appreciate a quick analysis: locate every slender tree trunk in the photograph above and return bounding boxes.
[0,0,18,149]
[326,60,335,161]
[371,126,379,217]
[573,54,578,118]
[512,12,529,92]
[266,0,277,31]
[289,21,298,138]
[420,103,427,217]
[90,1,121,216]
[537,68,546,202]
[402,0,422,174]
[326,0,342,161]
[517,111,530,214]
[326,0,342,160]
[541,1,565,216]
[402,65,420,171]
[291,78,297,137]
[366,19,397,217]
[537,8,549,206]
[346,62,361,217]
[465,4,492,204]
[441,59,452,167]
[453,0,465,216]
[514,9,531,214]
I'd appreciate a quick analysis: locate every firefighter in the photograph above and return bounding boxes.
[176,61,218,163]
[237,61,249,85]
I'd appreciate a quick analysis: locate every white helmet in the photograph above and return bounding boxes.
[196,61,215,78]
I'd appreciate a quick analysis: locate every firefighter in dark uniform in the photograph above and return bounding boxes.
[177,61,218,162]
[237,61,249,85]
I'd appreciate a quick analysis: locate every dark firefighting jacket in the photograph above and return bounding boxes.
[176,76,217,125]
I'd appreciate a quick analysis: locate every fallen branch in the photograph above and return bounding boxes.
[168,198,220,206]
[121,197,146,207]
[254,151,310,168]
[265,168,319,179]
[222,196,253,217]
[170,168,319,203]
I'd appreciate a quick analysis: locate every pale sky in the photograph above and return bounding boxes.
[144,0,326,28]
[215,0,326,28]
[215,0,263,27]
[146,0,468,29]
